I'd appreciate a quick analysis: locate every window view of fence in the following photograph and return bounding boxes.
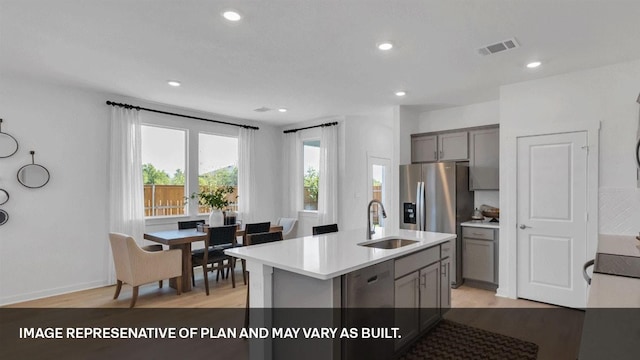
[141,126,239,218]
[143,184,237,217]
[371,184,382,225]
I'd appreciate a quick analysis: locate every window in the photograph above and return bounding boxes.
[303,140,320,210]
[371,164,385,227]
[141,125,186,217]
[198,133,238,214]
[141,123,239,219]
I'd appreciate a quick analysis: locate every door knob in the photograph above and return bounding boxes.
[519,224,531,229]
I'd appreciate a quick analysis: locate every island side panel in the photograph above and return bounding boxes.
[246,261,273,360]
[273,268,342,360]
[273,268,341,307]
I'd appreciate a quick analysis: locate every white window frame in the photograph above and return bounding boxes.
[141,111,240,226]
[300,129,321,212]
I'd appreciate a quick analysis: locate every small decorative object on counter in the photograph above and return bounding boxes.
[471,208,484,220]
[480,204,499,222]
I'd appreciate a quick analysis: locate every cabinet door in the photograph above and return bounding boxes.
[412,135,437,163]
[440,258,451,315]
[438,132,468,161]
[394,271,420,350]
[463,238,495,283]
[469,128,499,190]
[419,262,440,331]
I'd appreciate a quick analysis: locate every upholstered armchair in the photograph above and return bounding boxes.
[276,217,298,239]
[109,233,183,308]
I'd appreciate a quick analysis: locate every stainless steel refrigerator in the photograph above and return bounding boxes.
[399,162,473,287]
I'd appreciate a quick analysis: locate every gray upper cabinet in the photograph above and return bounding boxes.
[411,132,468,163]
[438,131,468,161]
[411,135,437,163]
[469,127,499,190]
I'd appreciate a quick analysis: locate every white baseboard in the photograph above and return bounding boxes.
[0,280,109,306]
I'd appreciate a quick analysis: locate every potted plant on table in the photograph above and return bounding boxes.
[189,186,235,226]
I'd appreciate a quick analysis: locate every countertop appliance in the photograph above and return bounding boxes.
[399,162,473,288]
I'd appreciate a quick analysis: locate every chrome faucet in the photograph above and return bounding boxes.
[367,199,387,240]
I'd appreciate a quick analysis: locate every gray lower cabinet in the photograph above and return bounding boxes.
[440,257,451,314]
[394,271,420,350]
[462,227,498,284]
[418,262,440,331]
[394,246,446,351]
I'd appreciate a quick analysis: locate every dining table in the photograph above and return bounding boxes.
[143,224,284,292]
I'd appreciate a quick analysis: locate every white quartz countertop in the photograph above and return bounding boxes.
[225,228,455,280]
[460,221,500,229]
[587,234,640,308]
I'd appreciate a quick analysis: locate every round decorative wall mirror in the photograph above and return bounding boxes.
[17,151,50,189]
[0,189,8,206]
[0,209,8,226]
[0,119,19,158]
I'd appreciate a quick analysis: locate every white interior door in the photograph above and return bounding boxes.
[517,131,588,308]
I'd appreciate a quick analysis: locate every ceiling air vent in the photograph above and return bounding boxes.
[253,107,271,112]
[477,38,519,56]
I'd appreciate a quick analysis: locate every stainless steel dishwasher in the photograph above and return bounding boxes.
[342,260,394,360]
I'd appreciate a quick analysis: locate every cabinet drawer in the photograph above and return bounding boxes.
[395,246,440,279]
[462,227,494,240]
[440,240,452,259]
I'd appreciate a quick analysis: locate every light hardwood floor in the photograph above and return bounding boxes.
[6,267,558,309]
[4,269,584,359]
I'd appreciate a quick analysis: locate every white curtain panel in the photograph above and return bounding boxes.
[238,127,256,223]
[318,125,338,225]
[283,132,302,217]
[109,107,145,243]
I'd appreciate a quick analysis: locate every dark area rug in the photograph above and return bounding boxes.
[398,320,539,360]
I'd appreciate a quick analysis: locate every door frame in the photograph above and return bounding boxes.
[367,154,393,231]
[499,121,600,300]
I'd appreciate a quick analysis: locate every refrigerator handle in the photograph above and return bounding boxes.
[419,181,425,231]
[416,181,424,231]
[415,182,421,231]
[421,181,426,231]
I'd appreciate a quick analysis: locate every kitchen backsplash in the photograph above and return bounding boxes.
[599,187,640,235]
[474,190,499,210]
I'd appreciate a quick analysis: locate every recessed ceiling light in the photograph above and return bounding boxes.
[526,61,542,69]
[222,10,242,21]
[278,108,288,113]
[377,42,394,51]
[395,91,406,97]
[167,80,181,87]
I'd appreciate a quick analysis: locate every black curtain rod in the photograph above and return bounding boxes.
[106,101,259,130]
[283,121,338,134]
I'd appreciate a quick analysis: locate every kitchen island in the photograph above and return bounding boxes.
[225,228,456,360]
[579,234,640,360]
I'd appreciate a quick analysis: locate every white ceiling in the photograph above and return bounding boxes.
[2,0,640,125]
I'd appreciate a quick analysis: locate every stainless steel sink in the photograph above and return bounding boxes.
[359,238,419,249]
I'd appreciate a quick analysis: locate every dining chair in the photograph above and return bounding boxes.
[276,217,298,239]
[312,223,339,235]
[108,233,182,308]
[191,225,237,295]
[178,219,205,230]
[239,221,271,284]
[244,231,283,328]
